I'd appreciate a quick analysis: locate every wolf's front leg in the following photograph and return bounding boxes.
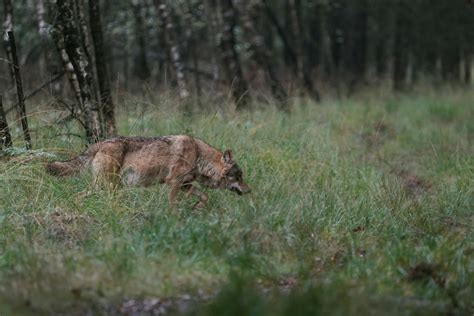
[185,185,209,209]
[167,182,181,209]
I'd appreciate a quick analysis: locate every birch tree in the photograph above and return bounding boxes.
[3,0,15,85]
[155,1,189,99]
[54,0,102,142]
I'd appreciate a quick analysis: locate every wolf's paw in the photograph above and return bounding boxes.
[193,201,207,210]
[76,190,93,199]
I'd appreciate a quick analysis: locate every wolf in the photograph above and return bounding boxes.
[46,135,251,208]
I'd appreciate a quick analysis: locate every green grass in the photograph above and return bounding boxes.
[0,91,473,315]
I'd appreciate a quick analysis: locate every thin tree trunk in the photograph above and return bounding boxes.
[34,0,48,36]
[123,25,130,90]
[308,2,322,71]
[289,0,303,83]
[393,0,408,91]
[464,51,472,84]
[289,0,320,101]
[34,0,56,85]
[0,95,12,149]
[441,48,461,83]
[153,0,170,81]
[51,29,84,108]
[7,32,32,150]
[156,2,189,99]
[354,1,367,77]
[131,0,151,80]
[238,0,287,108]
[219,0,249,109]
[192,37,202,101]
[89,0,117,137]
[75,0,99,103]
[320,3,334,77]
[55,0,102,142]
[206,0,220,92]
[347,0,368,93]
[75,0,92,61]
[262,0,297,67]
[2,0,15,86]
[328,0,344,73]
[375,39,387,77]
[154,0,169,83]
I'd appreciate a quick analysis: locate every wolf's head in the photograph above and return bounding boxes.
[221,150,251,195]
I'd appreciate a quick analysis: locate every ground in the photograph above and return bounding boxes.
[0,90,473,315]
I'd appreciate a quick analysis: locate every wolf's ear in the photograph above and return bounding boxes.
[223,149,234,164]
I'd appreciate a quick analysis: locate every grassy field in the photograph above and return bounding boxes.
[0,90,473,315]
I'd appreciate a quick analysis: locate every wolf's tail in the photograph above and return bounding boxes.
[46,144,98,177]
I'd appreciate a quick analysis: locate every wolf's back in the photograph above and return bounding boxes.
[46,144,99,176]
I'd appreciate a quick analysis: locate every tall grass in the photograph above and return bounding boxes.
[0,90,473,314]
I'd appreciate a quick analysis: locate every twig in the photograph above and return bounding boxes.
[55,98,87,130]
[5,72,65,115]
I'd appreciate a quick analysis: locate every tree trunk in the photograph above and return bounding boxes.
[35,0,61,88]
[131,0,151,80]
[288,0,303,83]
[34,0,48,36]
[307,2,323,71]
[89,0,116,137]
[192,39,201,101]
[75,0,99,102]
[262,0,297,70]
[284,0,294,67]
[51,28,84,108]
[289,0,320,101]
[238,0,287,108]
[2,0,15,86]
[464,51,472,84]
[8,32,32,150]
[0,95,12,149]
[187,1,202,102]
[375,40,387,77]
[75,0,92,62]
[346,0,368,93]
[441,48,461,83]
[153,0,169,84]
[393,0,409,91]
[155,2,189,99]
[219,0,249,109]
[328,0,344,75]
[351,1,367,78]
[205,0,221,93]
[55,0,102,142]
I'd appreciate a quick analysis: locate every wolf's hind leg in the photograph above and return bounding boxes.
[91,153,121,191]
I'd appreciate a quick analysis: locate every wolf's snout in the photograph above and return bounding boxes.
[241,186,251,194]
[229,181,251,195]
[239,182,251,194]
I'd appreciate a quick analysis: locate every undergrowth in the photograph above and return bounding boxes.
[0,91,473,315]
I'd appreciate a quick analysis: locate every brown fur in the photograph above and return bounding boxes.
[46,135,250,208]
